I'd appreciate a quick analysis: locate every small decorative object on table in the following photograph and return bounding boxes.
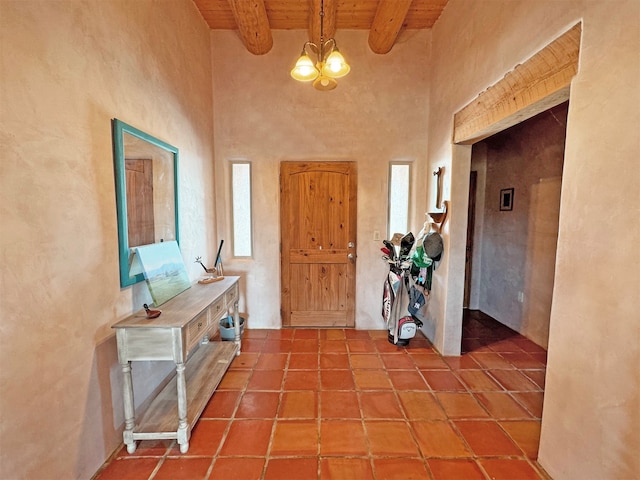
[195,256,216,274]
[199,277,223,284]
[195,255,224,284]
[143,304,162,319]
[213,240,224,277]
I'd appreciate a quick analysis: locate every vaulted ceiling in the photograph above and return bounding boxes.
[193,0,449,55]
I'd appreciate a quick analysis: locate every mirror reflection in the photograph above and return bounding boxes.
[123,132,176,247]
[112,119,179,287]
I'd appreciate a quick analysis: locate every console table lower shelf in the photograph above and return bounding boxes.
[126,341,237,453]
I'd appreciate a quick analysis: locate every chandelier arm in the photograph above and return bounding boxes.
[322,38,336,60]
[304,41,320,56]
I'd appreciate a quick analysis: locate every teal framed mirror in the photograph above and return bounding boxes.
[112,119,180,287]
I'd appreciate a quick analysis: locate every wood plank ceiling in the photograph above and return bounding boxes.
[193,0,449,55]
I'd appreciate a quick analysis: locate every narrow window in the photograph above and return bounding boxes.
[388,163,411,238]
[231,162,252,257]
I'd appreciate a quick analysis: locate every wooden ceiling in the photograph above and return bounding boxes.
[193,0,449,54]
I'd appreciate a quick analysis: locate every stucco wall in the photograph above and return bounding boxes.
[211,29,431,331]
[429,0,640,478]
[0,1,215,478]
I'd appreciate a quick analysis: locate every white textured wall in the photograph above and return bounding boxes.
[0,1,215,478]
[211,29,431,330]
[429,0,640,478]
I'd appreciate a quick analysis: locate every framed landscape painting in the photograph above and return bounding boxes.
[134,241,190,306]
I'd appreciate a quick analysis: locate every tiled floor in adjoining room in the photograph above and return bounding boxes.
[94,310,550,479]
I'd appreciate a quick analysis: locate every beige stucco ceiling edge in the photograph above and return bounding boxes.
[452,22,582,145]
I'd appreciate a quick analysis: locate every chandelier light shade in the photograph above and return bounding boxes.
[323,49,350,77]
[290,0,350,91]
[291,50,319,82]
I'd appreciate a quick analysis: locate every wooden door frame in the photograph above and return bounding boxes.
[463,170,477,308]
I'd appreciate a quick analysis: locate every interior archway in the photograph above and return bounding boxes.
[443,22,582,356]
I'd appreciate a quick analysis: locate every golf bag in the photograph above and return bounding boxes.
[381,233,429,346]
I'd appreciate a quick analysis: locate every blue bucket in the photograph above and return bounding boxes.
[219,316,245,340]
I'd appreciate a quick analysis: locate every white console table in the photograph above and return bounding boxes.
[112,276,241,454]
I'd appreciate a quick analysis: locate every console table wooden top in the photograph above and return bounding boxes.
[112,276,240,330]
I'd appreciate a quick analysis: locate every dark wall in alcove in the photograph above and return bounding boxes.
[469,102,569,348]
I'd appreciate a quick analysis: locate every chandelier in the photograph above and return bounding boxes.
[290,0,350,91]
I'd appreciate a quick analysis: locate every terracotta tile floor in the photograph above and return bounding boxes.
[94,310,551,479]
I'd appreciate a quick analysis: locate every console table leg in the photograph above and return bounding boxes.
[121,362,137,453]
[233,300,241,355]
[175,362,189,453]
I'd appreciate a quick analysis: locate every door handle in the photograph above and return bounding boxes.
[347,253,355,262]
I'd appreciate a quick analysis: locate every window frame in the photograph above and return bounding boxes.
[230,160,253,258]
[387,161,412,240]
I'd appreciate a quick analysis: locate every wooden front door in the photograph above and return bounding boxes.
[280,162,357,327]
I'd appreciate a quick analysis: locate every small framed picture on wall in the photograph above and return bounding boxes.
[500,188,514,211]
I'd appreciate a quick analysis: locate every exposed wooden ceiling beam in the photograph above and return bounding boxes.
[197,1,449,55]
[309,0,336,47]
[368,0,413,54]
[227,0,273,55]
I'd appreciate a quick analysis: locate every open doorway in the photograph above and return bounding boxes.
[462,101,568,351]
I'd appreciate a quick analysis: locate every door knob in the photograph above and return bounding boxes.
[348,242,355,248]
[347,253,355,262]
